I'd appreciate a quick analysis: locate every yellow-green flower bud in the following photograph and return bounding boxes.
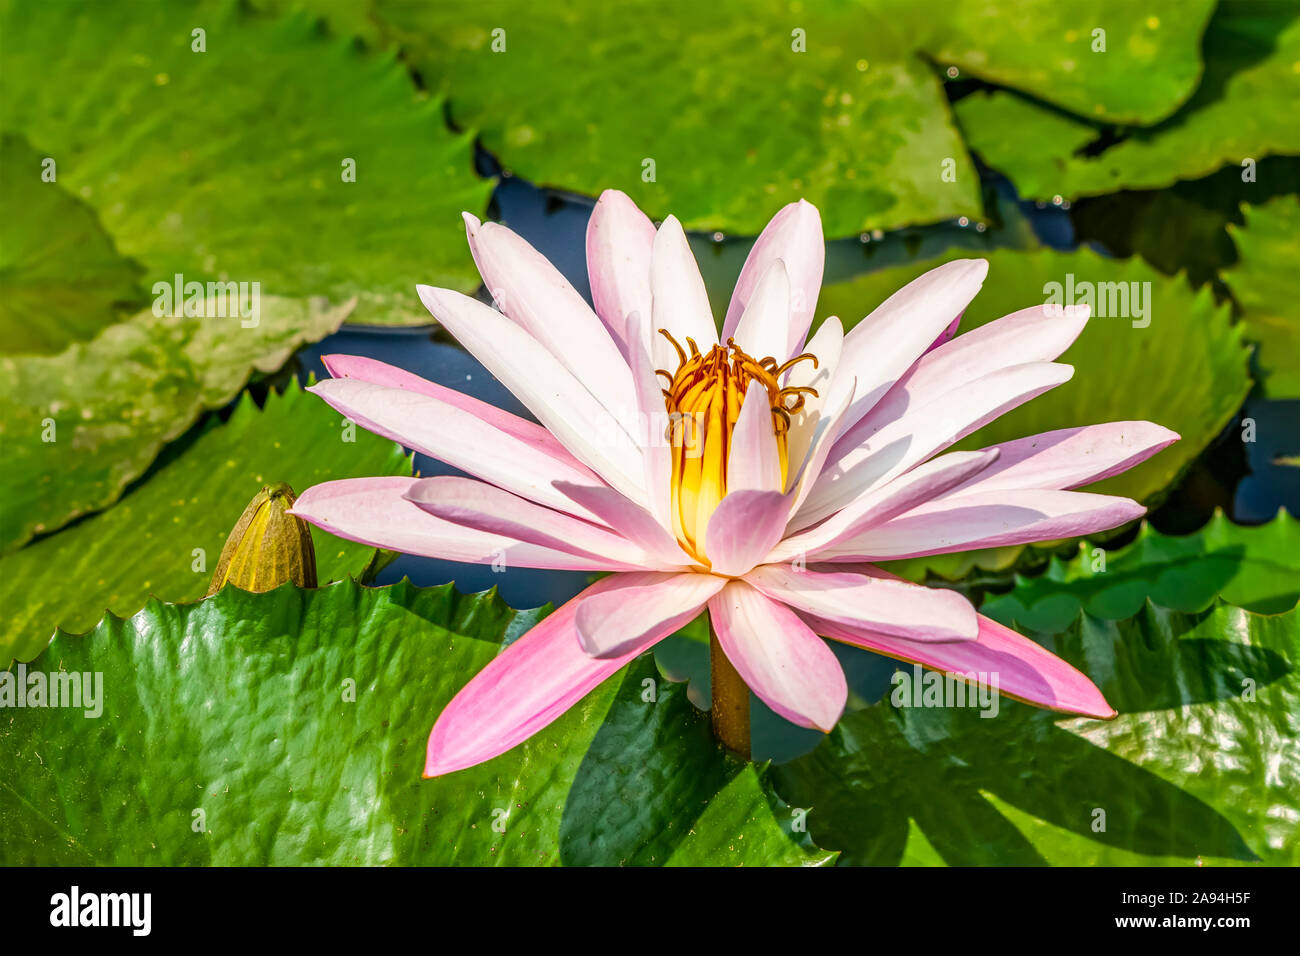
[207,483,317,596]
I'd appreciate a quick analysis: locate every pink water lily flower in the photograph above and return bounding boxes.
[291,191,1178,777]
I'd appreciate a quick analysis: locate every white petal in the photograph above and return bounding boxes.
[418,285,647,504]
[586,189,656,360]
[732,259,791,362]
[651,215,718,371]
[465,215,635,419]
[835,258,989,436]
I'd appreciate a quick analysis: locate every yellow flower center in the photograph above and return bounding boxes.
[657,330,818,563]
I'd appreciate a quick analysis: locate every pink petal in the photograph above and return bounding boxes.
[418,285,646,503]
[770,449,999,562]
[745,565,978,642]
[586,189,657,360]
[291,477,639,571]
[802,607,1115,719]
[553,480,696,569]
[403,476,677,570]
[704,490,790,576]
[830,304,1089,466]
[722,199,825,358]
[321,353,576,462]
[785,374,856,514]
[708,580,846,732]
[624,309,674,531]
[307,377,608,523]
[425,572,679,776]
[575,572,725,658]
[796,361,1073,528]
[834,259,989,437]
[941,421,1180,498]
[727,380,783,494]
[783,316,843,476]
[464,213,634,419]
[732,259,791,363]
[651,215,718,372]
[926,313,962,352]
[823,489,1146,561]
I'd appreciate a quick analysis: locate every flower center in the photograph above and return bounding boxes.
[657,330,817,563]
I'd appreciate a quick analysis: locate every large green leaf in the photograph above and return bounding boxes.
[0,580,832,866]
[774,601,1299,865]
[0,295,352,552]
[954,0,1300,202]
[377,0,983,238]
[817,246,1251,505]
[924,0,1214,125]
[982,510,1300,633]
[0,0,490,323]
[1224,194,1300,398]
[0,133,144,354]
[0,380,410,665]
[375,0,1210,236]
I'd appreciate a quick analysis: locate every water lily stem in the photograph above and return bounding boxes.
[709,616,751,760]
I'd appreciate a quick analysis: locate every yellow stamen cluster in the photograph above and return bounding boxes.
[657,330,817,563]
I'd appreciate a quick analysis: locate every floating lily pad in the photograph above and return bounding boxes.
[377,0,983,236]
[0,580,832,866]
[1224,195,1300,398]
[0,294,353,553]
[774,600,1299,865]
[981,510,1300,633]
[376,0,1211,236]
[0,380,410,664]
[927,0,1214,124]
[955,1,1300,201]
[0,0,490,324]
[0,133,144,354]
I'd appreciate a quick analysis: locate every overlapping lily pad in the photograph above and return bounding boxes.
[0,380,410,664]
[774,601,1299,865]
[0,580,832,866]
[1224,195,1300,398]
[0,0,490,324]
[955,0,1300,202]
[925,0,1214,124]
[0,295,353,553]
[981,510,1300,633]
[818,246,1251,505]
[0,133,145,355]
[376,0,1213,236]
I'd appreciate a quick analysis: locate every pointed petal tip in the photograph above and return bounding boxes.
[461,211,482,233]
[596,187,633,205]
[415,283,444,315]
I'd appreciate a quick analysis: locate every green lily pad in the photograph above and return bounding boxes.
[817,246,1251,505]
[376,0,984,237]
[926,0,1214,125]
[982,510,1300,633]
[375,0,1211,236]
[0,380,410,665]
[773,600,1299,865]
[1224,194,1300,398]
[0,295,353,553]
[0,579,832,866]
[0,0,490,324]
[252,0,383,46]
[954,0,1300,202]
[0,133,145,355]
